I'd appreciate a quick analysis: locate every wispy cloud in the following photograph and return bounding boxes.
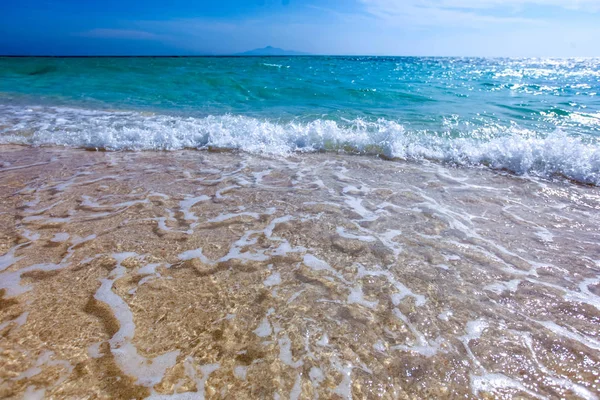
[426,0,600,12]
[79,29,162,40]
[69,1,600,56]
[357,0,596,27]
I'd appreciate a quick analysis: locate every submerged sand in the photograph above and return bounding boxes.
[0,145,599,399]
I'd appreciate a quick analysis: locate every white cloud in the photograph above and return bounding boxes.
[73,1,600,56]
[430,0,600,11]
[358,0,599,27]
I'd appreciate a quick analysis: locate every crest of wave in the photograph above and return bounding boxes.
[0,106,598,185]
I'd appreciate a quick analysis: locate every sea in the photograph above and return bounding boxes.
[0,56,599,184]
[1,57,600,399]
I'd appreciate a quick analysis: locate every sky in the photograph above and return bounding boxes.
[1,0,600,56]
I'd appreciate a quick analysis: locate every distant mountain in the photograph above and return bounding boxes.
[235,46,309,56]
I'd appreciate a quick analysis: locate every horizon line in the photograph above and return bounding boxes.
[1,55,599,59]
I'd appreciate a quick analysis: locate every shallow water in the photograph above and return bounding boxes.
[0,145,599,399]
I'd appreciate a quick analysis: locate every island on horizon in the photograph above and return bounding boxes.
[234,45,309,56]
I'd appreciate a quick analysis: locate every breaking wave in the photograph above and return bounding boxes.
[1,105,599,185]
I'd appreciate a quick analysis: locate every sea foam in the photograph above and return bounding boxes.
[1,105,599,185]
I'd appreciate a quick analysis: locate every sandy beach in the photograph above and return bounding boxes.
[1,145,599,398]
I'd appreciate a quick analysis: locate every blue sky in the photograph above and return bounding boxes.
[1,0,600,56]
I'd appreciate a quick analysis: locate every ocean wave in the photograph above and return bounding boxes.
[1,105,599,185]
[262,63,289,68]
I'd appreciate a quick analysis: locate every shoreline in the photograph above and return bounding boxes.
[1,101,599,187]
[1,145,599,398]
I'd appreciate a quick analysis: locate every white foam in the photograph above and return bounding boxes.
[21,229,41,242]
[564,278,600,311]
[253,317,272,338]
[88,342,103,359]
[94,253,180,387]
[303,254,349,284]
[392,308,443,357]
[0,244,24,272]
[178,248,212,264]
[519,333,598,400]
[269,240,306,257]
[80,195,102,208]
[252,170,271,184]
[137,262,162,275]
[51,232,70,243]
[344,197,379,222]
[437,310,453,321]
[15,351,74,389]
[378,229,404,258]
[470,373,545,399]
[180,215,299,267]
[0,161,50,172]
[484,279,522,295]
[263,215,293,238]
[309,366,325,385]
[537,320,600,351]
[1,105,599,184]
[459,319,489,371]
[461,319,489,342]
[179,195,210,222]
[197,364,220,397]
[356,264,426,307]
[316,333,330,347]
[0,311,29,331]
[263,271,282,287]
[23,386,45,400]
[332,359,353,399]
[208,211,259,223]
[535,228,554,243]
[347,285,378,309]
[278,335,303,368]
[0,262,68,296]
[336,227,376,242]
[289,374,302,400]
[342,185,371,195]
[287,289,306,304]
[443,253,461,261]
[233,366,248,380]
[373,340,387,353]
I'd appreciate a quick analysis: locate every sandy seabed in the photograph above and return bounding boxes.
[0,145,599,399]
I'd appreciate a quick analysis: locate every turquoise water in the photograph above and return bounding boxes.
[1,56,599,183]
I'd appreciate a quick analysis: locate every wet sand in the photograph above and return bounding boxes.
[0,145,599,399]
